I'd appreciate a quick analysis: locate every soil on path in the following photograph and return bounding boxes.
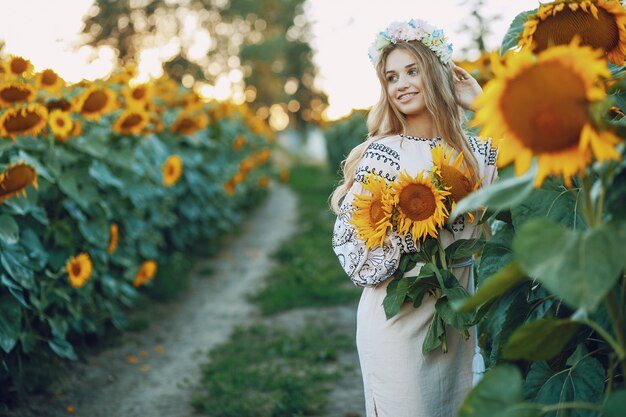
[7,183,366,417]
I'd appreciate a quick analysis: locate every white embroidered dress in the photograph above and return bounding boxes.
[332,134,498,417]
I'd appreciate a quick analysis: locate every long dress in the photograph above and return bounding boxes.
[332,133,498,417]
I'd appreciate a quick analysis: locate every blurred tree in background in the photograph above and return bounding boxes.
[82,0,328,131]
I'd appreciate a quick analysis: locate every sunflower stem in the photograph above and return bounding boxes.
[580,318,625,363]
[606,294,626,378]
[581,175,596,228]
[437,236,448,270]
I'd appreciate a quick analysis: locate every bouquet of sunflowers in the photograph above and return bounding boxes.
[350,143,485,353]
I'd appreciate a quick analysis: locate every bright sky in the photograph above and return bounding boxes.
[0,0,542,119]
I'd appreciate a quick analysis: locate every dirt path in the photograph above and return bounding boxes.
[9,185,299,417]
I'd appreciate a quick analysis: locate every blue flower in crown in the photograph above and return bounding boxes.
[368,19,453,66]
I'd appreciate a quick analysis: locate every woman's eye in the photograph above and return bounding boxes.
[387,74,398,82]
[408,69,418,75]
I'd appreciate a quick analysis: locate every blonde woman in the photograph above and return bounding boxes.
[331,19,498,417]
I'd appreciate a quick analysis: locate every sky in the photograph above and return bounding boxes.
[0,0,542,120]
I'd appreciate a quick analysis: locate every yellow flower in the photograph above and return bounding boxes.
[392,171,450,241]
[472,41,620,187]
[232,134,246,151]
[35,69,65,93]
[224,179,236,196]
[48,110,74,141]
[112,109,149,135]
[162,155,183,186]
[430,144,478,204]
[3,56,34,79]
[0,162,38,204]
[0,81,36,107]
[108,224,119,254]
[258,176,271,188]
[518,0,626,64]
[182,91,204,111]
[279,168,290,183]
[169,112,209,135]
[73,85,118,120]
[349,173,395,249]
[133,260,157,287]
[0,103,48,140]
[66,253,93,288]
[121,83,152,110]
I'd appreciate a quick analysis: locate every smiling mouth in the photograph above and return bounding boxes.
[398,92,418,100]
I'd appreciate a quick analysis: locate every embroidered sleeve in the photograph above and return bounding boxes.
[331,141,416,287]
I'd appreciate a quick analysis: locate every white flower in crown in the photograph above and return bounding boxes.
[368,19,453,66]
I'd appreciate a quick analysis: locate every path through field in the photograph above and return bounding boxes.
[7,184,365,417]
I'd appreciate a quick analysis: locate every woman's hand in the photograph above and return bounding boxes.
[452,63,482,110]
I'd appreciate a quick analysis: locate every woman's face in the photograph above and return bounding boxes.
[385,48,426,116]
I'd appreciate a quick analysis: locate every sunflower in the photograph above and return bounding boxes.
[121,83,152,110]
[279,168,290,183]
[45,98,73,113]
[112,109,149,135]
[232,134,246,151]
[35,69,65,93]
[0,103,48,140]
[0,82,36,107]
[349,173,395,249]
[73,85,118,120]
[471,41,620,186]
[182,91,204,111]
[66,253,93,288]
[48,110,74,141]
[162,155,183,186]
[258,176,271,188]
[133,260,157,287]
[224,179,236,196]
[0,162,38,203]
[169,112,209,135]
[430,144,478,203]
[4,56,34,79]
[519,0,626,64]
[254,149,271,165]
[392,170,450,241]
[108,223,119,254]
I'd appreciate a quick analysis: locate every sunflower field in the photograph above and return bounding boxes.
[451,0,626,415]
[0,57,277,401]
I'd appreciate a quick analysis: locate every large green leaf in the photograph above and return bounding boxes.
[500,9,536,55]
[383,277,408,319]
[478,224,515,283]
[451,169,536,218]
[0,242,35,289]
[21,228,48,270]
[423,311,445,353]
[0,296,21,353]
[455,262,526,312]
[89,160,124,189]
[458,365,538,417]
[48,337,77,361]
[503,319,581,361]
[528,356,605,417]
[1,274,29,307]
[0,215,19,244]
[444,238,485,260]
[514,219,626,310]
[603,390,626,417]
[511,179,583,229]
[78,213,109,248]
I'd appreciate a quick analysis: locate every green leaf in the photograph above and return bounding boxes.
[436,295,471,332]
[514,219,625,310]
[383,277,408,319]
[48,315,69,339]
[500,9,536,55]
[1,274,29,307]
[478,224,515,283]
[532,356,605,417]
[423,312,445,353]
[445,238,485,260]
[603,390,626,417]
[458,365,523,417]
[451,169,536,218]
[0,296,21,353]
[503,319,581,361]
[48,337,77,361]
[78,215,109,248]
[455,262,526,312]
[0,215,19,244]
[0,243,35,289]
[21,228,48,270]
[89,160,124,189]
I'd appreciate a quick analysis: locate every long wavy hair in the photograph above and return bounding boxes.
[330,40,480,213]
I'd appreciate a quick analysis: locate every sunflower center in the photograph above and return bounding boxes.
[0,165,35,193]
[42,70,58,86]
[46,99,72,112]
[82,91,109,113]
[533,7,619,53]
[132,88,146,100]
[71,263,82,277]
[501,62,587,153]
[369,198,385,225]
[3,110,43,133]
[440,165,472,202]
[398,183,436,221]
[10,58,28,75]
[0,86,32,103]
[56,118,66,127]
[121,113,143,129]
[176,118,196,132]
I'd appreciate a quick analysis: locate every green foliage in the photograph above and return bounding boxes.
[323,110,369,173]
[190,322,352,417]
[251,165,360,315]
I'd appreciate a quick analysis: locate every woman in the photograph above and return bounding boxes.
[330,19,498,417]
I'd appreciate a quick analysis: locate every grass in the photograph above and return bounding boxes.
[251,165,360,315]
[191,164,361,417]
[190,322,352,417]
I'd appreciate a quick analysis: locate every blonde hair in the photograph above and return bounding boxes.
[330,40,480,213]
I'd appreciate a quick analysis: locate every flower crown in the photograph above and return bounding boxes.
[368,19,453,66]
